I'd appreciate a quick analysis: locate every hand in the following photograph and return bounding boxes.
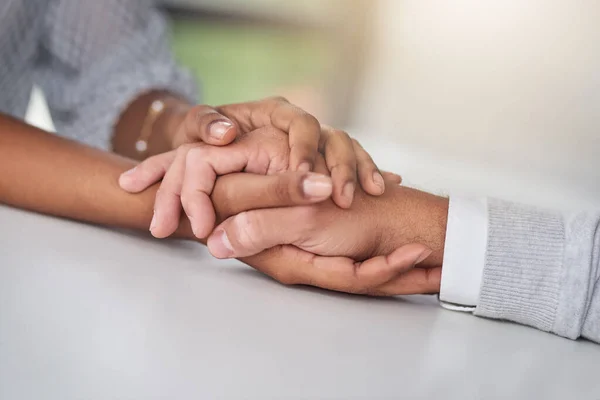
[120,126,399,239]
[207,179,449,295]
[167,96,358,169]
[166,96,386,197]
[208,171,437,296]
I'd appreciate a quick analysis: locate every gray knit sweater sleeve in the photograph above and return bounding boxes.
[474,199,600,343]
[33,0,198,150]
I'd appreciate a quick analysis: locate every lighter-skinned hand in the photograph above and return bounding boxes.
[120,125,400,239]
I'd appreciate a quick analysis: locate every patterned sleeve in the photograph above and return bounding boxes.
[34,0,199,150]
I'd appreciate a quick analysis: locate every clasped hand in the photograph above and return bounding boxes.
[119,98,442,296]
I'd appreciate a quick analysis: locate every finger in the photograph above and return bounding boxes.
[177,105,238,147]
[150,148,188,238]
[180,145,248,238]
[212,171,333,222]
[180,127,292,239]
[206,206,314,259]
[381,171,402,185]
[320,126,357,209]
[272,102,320,172]
[352,139,385,196]
[240,244,431,295]
[305,244,432,294]
[118,151,176,193]
[375,266,442,295]
[219,97,321,171]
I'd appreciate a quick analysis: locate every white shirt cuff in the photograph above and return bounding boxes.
[439,196,488,310]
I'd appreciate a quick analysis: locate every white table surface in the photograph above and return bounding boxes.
[1,204,599,400]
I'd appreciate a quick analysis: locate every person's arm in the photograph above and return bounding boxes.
[34,0,197,152]
[33,0,384,204]
[201,170,600,343]
[428,195,600,343]
[0,113,328,238]
[1,113,422,296]
[474,200,600,343]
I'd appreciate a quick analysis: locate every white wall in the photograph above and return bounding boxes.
[353,0,600,206]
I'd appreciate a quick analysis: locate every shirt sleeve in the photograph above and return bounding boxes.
[439,196,488,311]
[475,199,600,343]
[33,0,198,150]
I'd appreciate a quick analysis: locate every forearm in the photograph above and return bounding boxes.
[0,113,192,238]
[111,91,191,160]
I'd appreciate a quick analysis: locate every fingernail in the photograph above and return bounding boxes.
[302,173,332,199]
[415,248,433,264]
[373,171,385,193]
[209,121,233,140]
[343,182,354,204]
[150,210,157,232]
[208,229,234,258]
[298,162,311,172]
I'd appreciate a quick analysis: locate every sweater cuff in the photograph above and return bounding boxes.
[474,199,564,333]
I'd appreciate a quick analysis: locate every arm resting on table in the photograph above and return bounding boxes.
[475,199,600,343]
[0,113,190,238]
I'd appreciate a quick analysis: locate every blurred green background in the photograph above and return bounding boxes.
[170,19,332,107]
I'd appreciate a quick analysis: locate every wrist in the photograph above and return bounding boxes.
[112,91,191,159]
[150,96,190,152]
[375,185,448,268]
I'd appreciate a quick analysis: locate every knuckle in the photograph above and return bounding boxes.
[266,95,289,105]
[185,145,208,166]
[302,113,321,130]
[331,129,351,142]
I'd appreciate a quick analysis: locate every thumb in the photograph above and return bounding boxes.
[176,105,238,147]
[207,206,313,259]
[212,171,333,222]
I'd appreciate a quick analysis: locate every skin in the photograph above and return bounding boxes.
[113,93,387,237]
[0,114,436,296]
[119,126,397,239]
[120,124,449,296]
[208,181,449,296]
[209,181,449,265]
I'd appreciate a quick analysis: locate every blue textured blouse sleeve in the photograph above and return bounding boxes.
[34,0,199,150]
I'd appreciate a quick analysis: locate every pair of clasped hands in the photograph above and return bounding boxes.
[119,97,441,296]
